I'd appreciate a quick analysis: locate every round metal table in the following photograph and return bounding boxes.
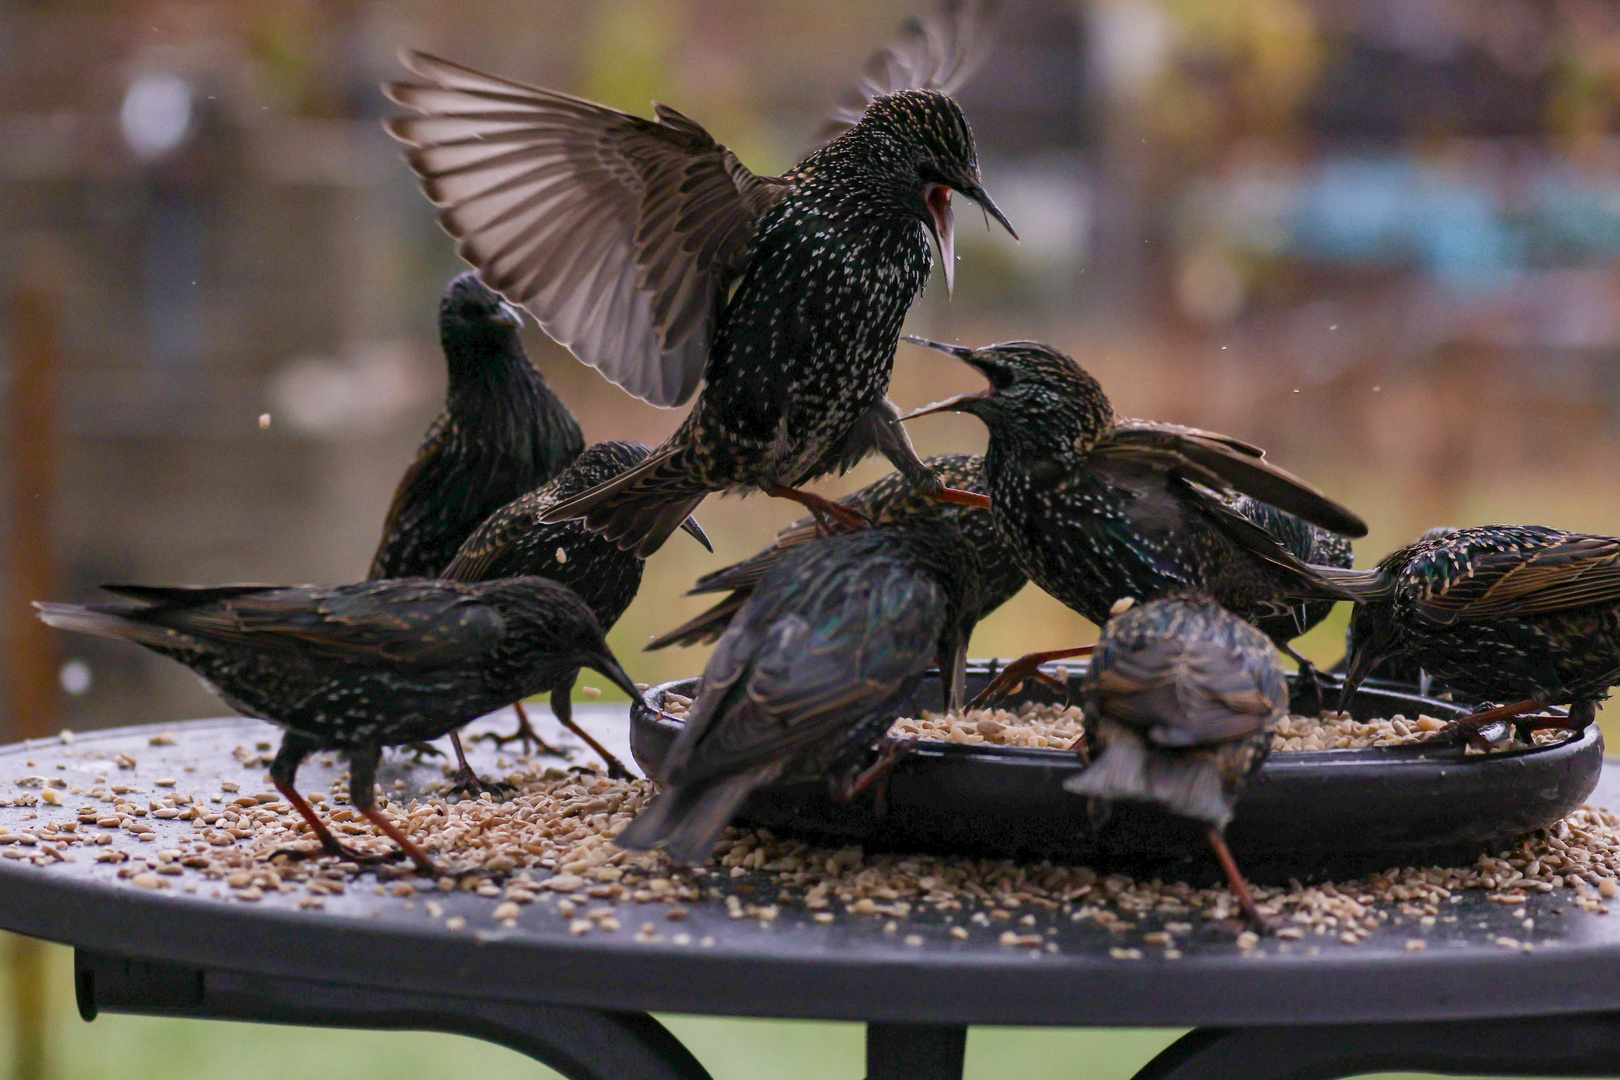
[3,709,1620,1080]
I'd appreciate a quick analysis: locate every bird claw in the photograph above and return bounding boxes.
[406,741,446,762]
[969,652,1079,710]
[473,726,573,759]
[764,484,870,536]
[444,768,517,801]
[270,839,406,867]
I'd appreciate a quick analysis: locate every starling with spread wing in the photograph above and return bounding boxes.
[1065,594,1286,930]
[616,518,981,865]
[1342,525,1620,741]
[903,339,1380,705]
[37,578,636,876]
[647,453,1024,651]
[369,272,583,580]
[385,3,1015,558]
[440,440,709,774]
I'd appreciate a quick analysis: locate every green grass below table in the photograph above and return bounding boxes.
[0,934,1608,1080]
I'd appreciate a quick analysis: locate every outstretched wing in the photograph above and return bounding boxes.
[1414,534,1620,623]
[817,0,1001,143]
[1103,422,1367,539]
[386,52,790,406]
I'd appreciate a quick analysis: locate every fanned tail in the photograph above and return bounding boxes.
[537,444,711,558]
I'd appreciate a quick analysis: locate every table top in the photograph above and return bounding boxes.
[3,707,1620,1029]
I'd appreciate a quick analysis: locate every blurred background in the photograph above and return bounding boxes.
[4,0,1620,1076]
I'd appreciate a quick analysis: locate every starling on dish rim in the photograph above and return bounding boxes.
[37,577,636,876]
[385,2,1014,558]
[1341,524,1620,744]
[902,338,1379,707]
[617,517,982,866]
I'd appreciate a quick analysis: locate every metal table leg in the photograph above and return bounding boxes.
[866,1021,967,1080]
[75,950,712,1080]
[1134,1013,1620,1080]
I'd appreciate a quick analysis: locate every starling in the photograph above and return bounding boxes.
[1065,594,1286,930]
[1341,525,1620,741]
[1227,495,1354,712]
[368,271,583,580]
[36,577,636,875]
[385,3,1015,558]
[903,338,1378,703]
[647,453,1024,651]
[440,440,710,775]
[616,517,982,865]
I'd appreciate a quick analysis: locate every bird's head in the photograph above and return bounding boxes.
[496,577,643,700]
[901,339,1113,454]
[440,271,524,367]
[839,90,1015,298]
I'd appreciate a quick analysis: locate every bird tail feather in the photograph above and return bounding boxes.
[1064,726,1233,828]
[34,602,179,651]
[538,445,710,558]
[616,768,771,866]
[645,594,746,651]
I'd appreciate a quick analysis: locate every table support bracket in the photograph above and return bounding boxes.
[866,1021,967,1080]
[1135,1013,1620,1080]
[74,949,712,1080]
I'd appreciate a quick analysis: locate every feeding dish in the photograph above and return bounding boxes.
[630,664,1604,883]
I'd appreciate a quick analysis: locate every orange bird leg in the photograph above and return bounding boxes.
[969,646,1095,710]
[1208,826,1274,934]
[1430,698,1543,748]
[269,776,404,867]
[764,484,871,535]
[929,487,992,510]
[357,804,440,878]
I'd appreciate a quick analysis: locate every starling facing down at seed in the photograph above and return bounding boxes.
[1341,525,1620,743]
[617,518,982,866]
[441,440,710,775]
[647,453,1025,652]
[37,578,637,876]
[1227,494,1354,713]
[902,338,1379,704]
[1065,593,1287,931]
[369,271,583,581]
[386,3,1014,558]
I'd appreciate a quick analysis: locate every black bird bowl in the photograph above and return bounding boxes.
[630,665,1604,884]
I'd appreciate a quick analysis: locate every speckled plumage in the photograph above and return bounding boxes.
[1066,594,1286,828]
[1228,495,1354,648]
[37,578,635,872]
[905,340,1377,635]
[368,272,583,580]
[648,453,1024,651]
[388,8,1012,557]
[617,518,982,866]
[1343,525,1620,727]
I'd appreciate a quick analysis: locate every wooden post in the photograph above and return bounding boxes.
[6,272,62,1080]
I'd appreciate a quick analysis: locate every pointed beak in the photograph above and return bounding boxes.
[492,299,524,328]
[679,515,712,552]
[588,651,642,703]
[900,389,994,423]
[1337,642,1379,715]
[961,182,1018,243]
[902,335,976,361]
[924,183,957,299]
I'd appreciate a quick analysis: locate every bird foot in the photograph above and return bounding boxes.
[444,767,517,802]
[1424,699,1542,750]
[969,647,1092,710]
[764,484,870,536]
[831,737,917,815]
[473,727,573,759]
[270,837,406,868]
[929,486,992,511]
[406,741,446,762]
